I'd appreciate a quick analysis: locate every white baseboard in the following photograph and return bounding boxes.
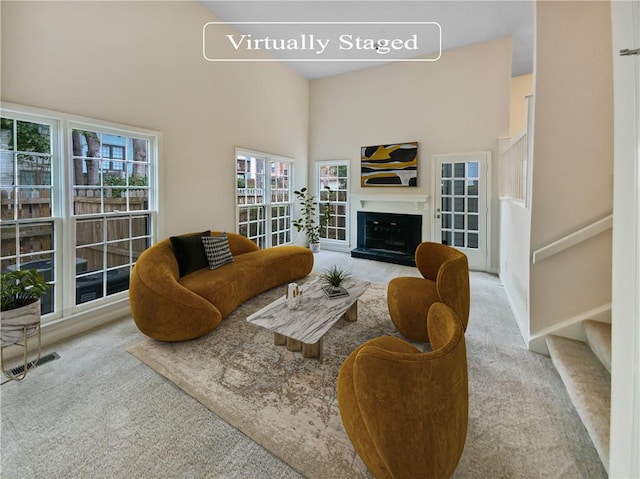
[499,272,530,347]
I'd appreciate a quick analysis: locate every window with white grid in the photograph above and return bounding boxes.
[1,104,158,322]
[317,161,349,245]
[71,126,154,305]
[236,150,292,248]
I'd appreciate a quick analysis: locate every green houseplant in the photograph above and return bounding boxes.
[1,269,50,312]
[292,187,333,252]
[320,265,350,290]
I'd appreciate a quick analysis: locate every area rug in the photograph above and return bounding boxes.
[128,274,608,479]
[128,281,392,479]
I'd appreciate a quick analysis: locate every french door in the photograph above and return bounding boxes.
[235,149,293,248]
[433,151,490,271]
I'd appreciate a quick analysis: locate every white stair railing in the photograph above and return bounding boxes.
[500,94,533,204]
[532,214,613,264]
[499,131,528,202]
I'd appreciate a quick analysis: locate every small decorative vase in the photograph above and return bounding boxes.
[287,295,302,310]
[310,242,321,254]
[286,283,303,310]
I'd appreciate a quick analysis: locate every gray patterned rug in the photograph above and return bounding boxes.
[128,279,384,479]
[128,274,607,479]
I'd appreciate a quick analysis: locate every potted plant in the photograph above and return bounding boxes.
[292,186,333,253]
[320,265,350,295]
[1,269,50,347]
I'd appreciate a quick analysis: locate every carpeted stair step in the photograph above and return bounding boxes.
[584,320,611,373]
[546,334,610,473]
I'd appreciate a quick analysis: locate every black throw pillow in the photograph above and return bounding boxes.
[169,230,210,277]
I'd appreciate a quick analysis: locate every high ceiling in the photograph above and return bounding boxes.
[201,1,534,79]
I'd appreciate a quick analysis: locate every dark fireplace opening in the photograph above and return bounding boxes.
[351,211,422,266]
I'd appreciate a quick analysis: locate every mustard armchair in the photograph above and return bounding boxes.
[387,242,470,342]
[337,303,468,479]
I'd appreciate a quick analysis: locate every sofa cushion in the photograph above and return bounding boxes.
[169,230,210,277]
[180,246,313,318]
[202,233,234,270]
[180,255,261,317]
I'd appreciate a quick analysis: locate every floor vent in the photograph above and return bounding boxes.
[7,352,60,377]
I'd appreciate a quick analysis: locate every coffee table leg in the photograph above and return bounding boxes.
[286,338,302,352]
[302,338,323,359]
[275,333,323,359]
[343,301,358,322]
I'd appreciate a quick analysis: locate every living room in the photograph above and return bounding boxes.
[1,1,638,478]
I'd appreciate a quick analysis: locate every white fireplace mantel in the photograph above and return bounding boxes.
[353,194,430,211]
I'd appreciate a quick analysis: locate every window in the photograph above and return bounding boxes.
[0,104,158,322]
[317,161,349,246]
[1,117,56,314]
[71,125,154,305]
[101,136,126,173]
[236,149,292,247]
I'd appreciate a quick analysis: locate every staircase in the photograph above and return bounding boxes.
[546,320,611,473]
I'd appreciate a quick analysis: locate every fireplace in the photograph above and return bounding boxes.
[351,211,422,266]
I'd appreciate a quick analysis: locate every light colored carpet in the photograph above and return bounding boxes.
[546,334,611,473]
[1,312,302,479]
[584,320,612,374]
[128,274,607,479]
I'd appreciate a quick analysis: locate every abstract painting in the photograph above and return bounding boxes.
[361,142,418,187]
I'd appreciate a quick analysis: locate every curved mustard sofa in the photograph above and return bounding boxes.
[129,231,313,342]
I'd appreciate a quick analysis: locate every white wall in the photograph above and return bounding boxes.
[500,74,533,342]
[529,1,614,336]
[0,1,310,239]
[499,199,531,341]
[509,74,533,137]
[309,37,512,272]
[609,0,640,476]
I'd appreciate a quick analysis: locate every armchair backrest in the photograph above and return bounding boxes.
[415,242,470,330]
[352,303,468,479]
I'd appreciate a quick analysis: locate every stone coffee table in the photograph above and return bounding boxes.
[246,277,370,360]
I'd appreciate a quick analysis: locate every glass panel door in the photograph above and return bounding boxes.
[434,152,490,270]
[236,150,293,247]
